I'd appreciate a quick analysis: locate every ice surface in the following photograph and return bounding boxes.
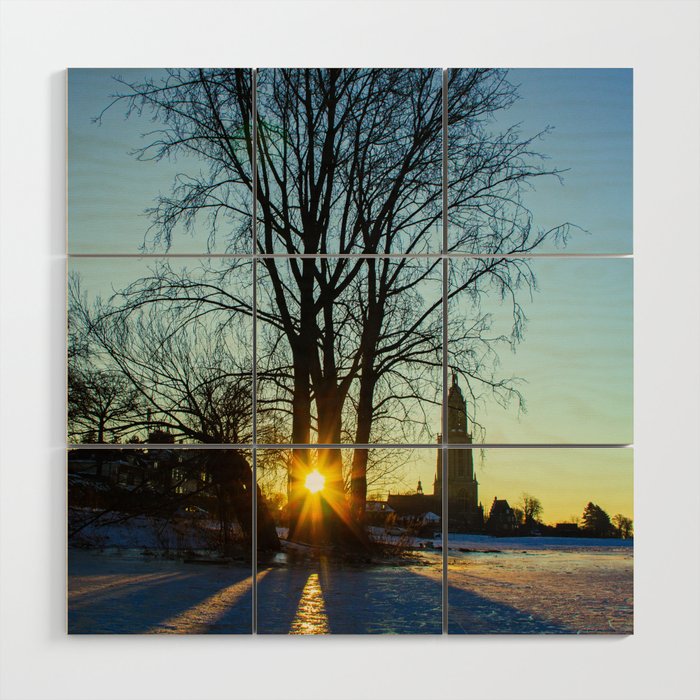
[68,549,253,634]
[67,531,632,634]
[446,535,633,634]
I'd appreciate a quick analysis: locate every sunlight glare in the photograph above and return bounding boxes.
[305,469,325,494]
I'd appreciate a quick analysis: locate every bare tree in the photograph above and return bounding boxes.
[69,367,142,443]
[94,68,571,545]
[68,277,142,443]
[68,269,280,549]
[519,492,543,525]
[612,513,633,539]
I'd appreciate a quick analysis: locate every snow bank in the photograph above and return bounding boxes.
[68,509,238,551]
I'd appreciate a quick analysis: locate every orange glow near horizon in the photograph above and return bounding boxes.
[304,469,326,494]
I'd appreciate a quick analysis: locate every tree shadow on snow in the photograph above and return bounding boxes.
[68,550,253,634]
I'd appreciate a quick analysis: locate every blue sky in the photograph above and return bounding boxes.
[69,68,632,255]
[484,68,633,254]
[68,68,234,254]
[68,69,633,521]
[458,257,633,445]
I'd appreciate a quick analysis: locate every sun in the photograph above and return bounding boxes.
[304,469,325,494]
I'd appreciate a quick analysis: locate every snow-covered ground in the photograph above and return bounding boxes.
[257,557,442,634]
[68,548,442,635]
[69,509,242,551]
[446,535,633,634]
[68,549,253,634]
[67,531,632,635]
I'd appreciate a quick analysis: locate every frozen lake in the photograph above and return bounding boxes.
[446,535,633,634]
[67,548,442,635]
[68,535,632,634]
[68,550,253,634]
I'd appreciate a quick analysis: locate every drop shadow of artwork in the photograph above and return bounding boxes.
[257,560,442,635]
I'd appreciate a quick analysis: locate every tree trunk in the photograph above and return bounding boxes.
[350,369,376,522]
[287,258,316,536]
[208,450,280,554]
[314,383,370,550]
[317,383,344,542]
[256,481,281,551]
[351,265,382,523]
[288,354,311,537]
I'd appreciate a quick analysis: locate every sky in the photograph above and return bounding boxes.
[473,447,632,525]
[71,256,633,523]
[72,254,632,444]
[457,257,633,444]
[68,68,241,254]
[69,68,632,255]
[69,257,253,303]
[362,447,632,526]
[253,442,632,527]
[68,68,633,523]
[309,445,632,526]
[476,68,633,255]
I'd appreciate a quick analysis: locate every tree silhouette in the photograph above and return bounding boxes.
[581,502,615,537]
[612,513,633,539]
[85,68,571,545]
[518,493,543,526]
[68,267,255,444]
[68,270,280,549]
[68,278,142,443]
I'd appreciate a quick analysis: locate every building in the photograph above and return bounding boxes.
[486,497,517,535]
[387,483,441,536]
[387,491,440,519]
[366,373,485,532]
[376,373,484,532]
[433,373,484,531]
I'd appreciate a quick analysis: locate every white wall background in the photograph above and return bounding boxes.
[1,2,699,699]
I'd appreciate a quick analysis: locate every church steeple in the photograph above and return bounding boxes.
[447,372,468,438]
[434,370,482,531]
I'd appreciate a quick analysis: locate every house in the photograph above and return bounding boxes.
[486,497,518,535]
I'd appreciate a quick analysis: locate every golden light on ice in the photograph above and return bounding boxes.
[290,573,329,635]
[304,469,325,494]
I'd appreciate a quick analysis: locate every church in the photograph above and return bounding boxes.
[433,372,484,531]
[387,372,484,532]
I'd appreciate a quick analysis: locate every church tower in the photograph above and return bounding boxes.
[434,372,483,530]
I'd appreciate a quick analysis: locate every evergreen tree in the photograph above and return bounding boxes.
[581,502,614,537]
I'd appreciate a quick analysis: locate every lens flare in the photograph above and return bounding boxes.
[304,469,325,494]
